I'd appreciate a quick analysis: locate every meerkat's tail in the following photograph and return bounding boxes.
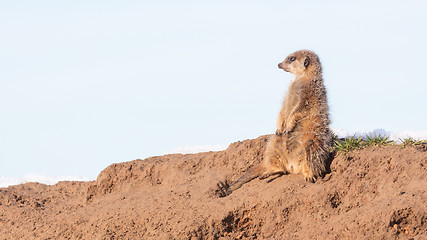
[226,164,266,195]
[226,163,285,196]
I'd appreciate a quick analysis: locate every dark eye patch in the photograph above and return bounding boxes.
[287,56,296,63]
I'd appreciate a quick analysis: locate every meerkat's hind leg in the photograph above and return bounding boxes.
[302,154,318,183]
[302,140,328,183]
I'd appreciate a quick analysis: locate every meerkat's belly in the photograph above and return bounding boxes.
[286,162,302,174]
[284,144,305,174]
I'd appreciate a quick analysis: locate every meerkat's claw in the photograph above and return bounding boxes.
[216,181,230,197]
[305,176,317,183]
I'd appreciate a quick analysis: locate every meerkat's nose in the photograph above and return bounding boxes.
[278,63,282,68]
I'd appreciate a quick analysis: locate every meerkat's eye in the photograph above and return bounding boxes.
[289,56,296,62]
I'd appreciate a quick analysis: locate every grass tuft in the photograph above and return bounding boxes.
[333,135,363,153]
[364,133,394,147]
[399,137,426,148]
[332,131,426,154]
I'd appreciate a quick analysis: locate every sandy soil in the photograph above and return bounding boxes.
[1,135,426,239]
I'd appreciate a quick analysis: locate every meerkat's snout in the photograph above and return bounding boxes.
[278,61,290,72]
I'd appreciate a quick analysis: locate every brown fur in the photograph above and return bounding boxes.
[226,50,332,195]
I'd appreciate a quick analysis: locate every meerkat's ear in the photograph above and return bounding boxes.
[304,56,310,68]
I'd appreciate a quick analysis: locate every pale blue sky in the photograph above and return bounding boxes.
[1,1,426,181]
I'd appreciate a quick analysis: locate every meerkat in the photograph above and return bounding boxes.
[225,50,332,195]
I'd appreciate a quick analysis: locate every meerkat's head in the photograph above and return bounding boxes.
[278,50,322,77]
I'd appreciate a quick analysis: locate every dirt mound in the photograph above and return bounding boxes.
[1,135,426,239]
